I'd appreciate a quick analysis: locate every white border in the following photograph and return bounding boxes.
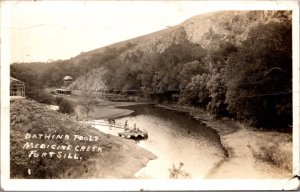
[1,0,299,191]
[1,1,11,190]
[293,0,300,182]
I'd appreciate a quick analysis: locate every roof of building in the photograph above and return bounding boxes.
[10,77,24,84]
[63,76,73,81]
[10,96,25,100]
[55,88,71,91]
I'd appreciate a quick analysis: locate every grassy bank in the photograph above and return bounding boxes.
[248,130,292,171]
[10,99,156,179]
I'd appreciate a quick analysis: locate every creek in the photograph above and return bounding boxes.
[93,104,226,179]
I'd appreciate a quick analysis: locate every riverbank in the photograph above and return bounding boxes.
[10,99,156,178]
[157,104,292,179]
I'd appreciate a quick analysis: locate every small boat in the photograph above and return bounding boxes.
[118,129,148,139]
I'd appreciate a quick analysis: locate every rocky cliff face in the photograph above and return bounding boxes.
[182,11,291,48]
[68,67,108,91]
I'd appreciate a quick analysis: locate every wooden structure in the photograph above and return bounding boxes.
[55,88,71,95]
[118,130,148,139]
[53,76,73,95]
[63,76,73,87]
[10,77,25,97]
[86,120,149,139]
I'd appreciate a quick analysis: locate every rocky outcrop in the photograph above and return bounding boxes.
[68,67,108,91]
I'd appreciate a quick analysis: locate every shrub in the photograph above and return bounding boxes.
[58,99,74,114]
[168,162,190,179]
[55,97,64,105]
[252,140,292,171]
[26,88,55,105]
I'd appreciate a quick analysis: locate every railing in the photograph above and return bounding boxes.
[84,121,126,129]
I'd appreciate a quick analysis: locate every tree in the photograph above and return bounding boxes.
[80,91,97,120]
[206,71,227,115]
[180,74,210,107]
[179,60,207,89]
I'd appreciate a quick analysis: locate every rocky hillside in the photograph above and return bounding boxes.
[10,99,156,178]
[182,11,290,46]
[66,10,291,91]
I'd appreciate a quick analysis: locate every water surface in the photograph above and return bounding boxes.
[94,104,225,179]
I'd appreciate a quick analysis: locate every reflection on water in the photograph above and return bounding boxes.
[94,104,225,179]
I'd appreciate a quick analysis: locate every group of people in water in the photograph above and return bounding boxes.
[124,120,140,132]
[108,119,140,132]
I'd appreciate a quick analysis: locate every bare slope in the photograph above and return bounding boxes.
[10,99,156,179]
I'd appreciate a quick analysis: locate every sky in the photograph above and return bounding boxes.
[6,1,217,63]
[4,1,296,63]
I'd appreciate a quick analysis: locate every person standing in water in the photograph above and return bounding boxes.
[124,120,129,132]
[108,119,112,130]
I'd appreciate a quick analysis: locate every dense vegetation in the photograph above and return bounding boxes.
[11,11,292,130]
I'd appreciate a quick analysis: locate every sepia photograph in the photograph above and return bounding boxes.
[1,0,299,191]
